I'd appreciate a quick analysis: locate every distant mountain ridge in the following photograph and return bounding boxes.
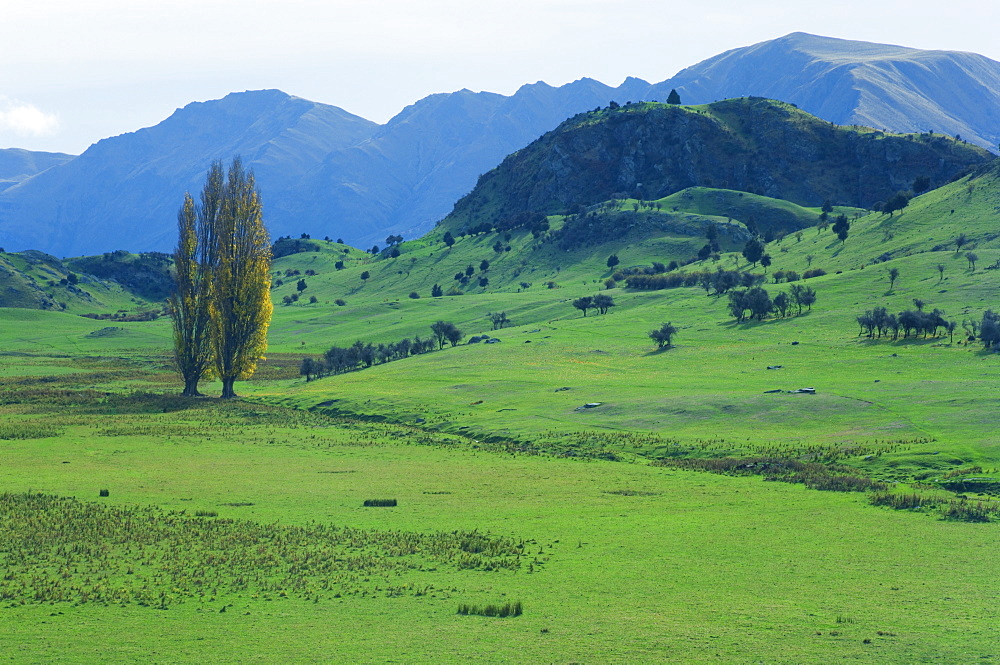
[1,33,999,257]
[652,33,1000,150]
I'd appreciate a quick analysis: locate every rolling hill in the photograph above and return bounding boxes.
[442,98,992,234]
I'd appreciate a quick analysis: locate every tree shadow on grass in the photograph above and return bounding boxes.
[643,345,675,357]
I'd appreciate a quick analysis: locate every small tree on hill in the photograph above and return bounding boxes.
[573,296,594,317]
[593,293,615,314]
[832,214,850,243]
[431,283,443,297]
[742,239,764,267]
[887,267,899,292]
[773,291,790,318]
[649,322,677,348]
[430,321,460,350]
[954,233,967,255]
[666,89,681,105]
[443,232,455,248]
[488,311,509,330]
[607,254,620,269]
[967,252,978,270]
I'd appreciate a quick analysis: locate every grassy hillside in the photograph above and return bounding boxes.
[0,249,165,314]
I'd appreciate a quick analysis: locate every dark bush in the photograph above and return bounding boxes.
[363,499,397,507]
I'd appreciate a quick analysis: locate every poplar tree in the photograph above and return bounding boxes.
[209,158,273,399]
[167,193,213,396]
[169,158,272,399]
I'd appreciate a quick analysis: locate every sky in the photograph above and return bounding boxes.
[2,0,998,155]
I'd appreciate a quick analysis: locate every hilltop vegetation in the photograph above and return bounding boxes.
[443,98,989,235]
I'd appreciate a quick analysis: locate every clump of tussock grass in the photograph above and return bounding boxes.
[457,600,523,617]
[194,510,218,517]
[939,498,1000,522]
[870,490,1000,522]
[869,492,927,510]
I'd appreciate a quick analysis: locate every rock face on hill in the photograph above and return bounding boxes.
[443,98,993,231]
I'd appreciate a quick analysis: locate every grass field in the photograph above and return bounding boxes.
[2,163,999,662]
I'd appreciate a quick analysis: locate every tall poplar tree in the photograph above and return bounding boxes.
[168,193,213,396]
[169,157,272,399]
[209,158,273,399]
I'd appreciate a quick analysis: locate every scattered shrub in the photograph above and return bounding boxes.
[363,499,397,507]
[98,489,109,497]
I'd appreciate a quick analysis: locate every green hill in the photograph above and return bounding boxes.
[442,98,991,235]
[0,249,163,315]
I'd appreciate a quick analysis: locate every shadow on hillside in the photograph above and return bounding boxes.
[643,346,676,356]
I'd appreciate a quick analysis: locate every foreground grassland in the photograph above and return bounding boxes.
[0,359,998,663]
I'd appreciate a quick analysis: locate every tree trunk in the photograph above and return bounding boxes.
[182,377,203,397]
[220,377,238,399]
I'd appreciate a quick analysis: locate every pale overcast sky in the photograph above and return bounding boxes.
[2,0,997,154]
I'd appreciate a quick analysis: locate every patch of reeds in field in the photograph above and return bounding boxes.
[457,600,522,617]
[0,493,524,609]
[653,456,887,493]
[870,490,1000,522]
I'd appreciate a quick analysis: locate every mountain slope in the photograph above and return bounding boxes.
[281,77,654,247]
[652,32,1000,151]
[0,148,74,193]
[0,90,377,257]
[442,98,992,233]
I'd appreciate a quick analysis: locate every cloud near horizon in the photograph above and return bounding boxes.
[0,98,60,137]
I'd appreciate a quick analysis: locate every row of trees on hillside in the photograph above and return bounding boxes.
[299,321,464,381]
[729,284,816,322]
[169,158,272,398]
[857,306,999,348]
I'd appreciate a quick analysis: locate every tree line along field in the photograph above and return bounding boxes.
[2,166,1000,662]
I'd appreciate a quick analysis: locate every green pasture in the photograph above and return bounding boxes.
[0,369,998,663]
